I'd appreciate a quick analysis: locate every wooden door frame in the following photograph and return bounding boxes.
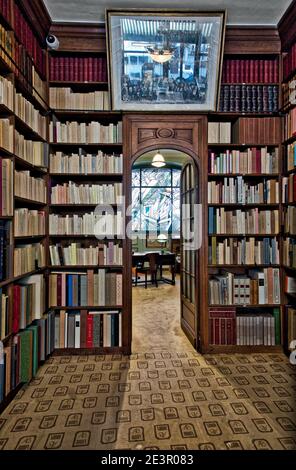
[123,113,208,354]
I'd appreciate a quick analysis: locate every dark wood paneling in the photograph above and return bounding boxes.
[123,114,208,353]
[278,0,296,51]
[49,24,281,56]
[49,23,106,52]
[19,0,51,43]
[224,26,281,55]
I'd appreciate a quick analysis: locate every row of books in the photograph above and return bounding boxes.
[285,274,296,293]
[12,274,46,335]
[209,307,280,345]
[0,311,55,403]
[0,287,8,339]
[208,237,279,266]
[50,88,110,111]
[51,182,122,205]
[208,208,279,235]
[221,59,279,84]
[208,122,231,144]
[282,73,295,108]
[283,238,296,268]
[0,74,13,110]
[208,178,279,204]
[0,118,13,152]
[0,0,11,24]
[13,2,46,77]
[49,212,123,236]
[283,109,296,141]
[49,242,123,266]
[283,42,296,81]
[282,174,296,203]
[15,92,47,139]
[0,158,13,216]
[219,85,278,113]
[15,170,47,203]
[232,117,280,145]
[54,310,122,349]
[287,143,296,172]
[285,307,296,352]
[14,209,46,237]
[15,131,48,167]
[284,206,296,235]
[50,151,123,174]
[49,271,123,307]
[208,148,279,175]
[0,220,12,281]
[49,56,108,83]
[49,121,123,144]
[209,268,281,305]
[14,242,45,277]
[0,25,47,103]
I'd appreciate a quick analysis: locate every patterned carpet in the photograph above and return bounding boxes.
[0,279,295,450]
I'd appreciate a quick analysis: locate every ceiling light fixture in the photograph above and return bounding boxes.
[147,46,174,64]
[152,151,166,168]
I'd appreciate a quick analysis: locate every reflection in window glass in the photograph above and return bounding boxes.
[132,167,180,235]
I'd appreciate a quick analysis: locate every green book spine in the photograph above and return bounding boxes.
[19,330,33,383]
[273,308,281,345]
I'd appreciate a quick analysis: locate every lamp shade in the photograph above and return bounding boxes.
[148,48,173,64]
[157,234,168,243]
[152,152,166,168]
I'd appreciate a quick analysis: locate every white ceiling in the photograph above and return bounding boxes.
[43,0,291,25]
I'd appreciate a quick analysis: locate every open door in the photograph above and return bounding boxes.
[180,161,200,349]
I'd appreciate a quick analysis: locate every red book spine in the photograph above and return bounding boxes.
[57,274,62,306]
[79,58,84,82]
[12,286,21,334]
[84,57,89,82]
[74,57,79,81]
[226,318,232,345]
[221,318,226,345]
[226,60,230,83]
[60,57,65,82]
[264,60,269,82]
[214,318,220,345]
[89,57,93,82]
[249,59,254,83]
[86,314,93,348]
[230,60,235,83]
[254,60,259,83]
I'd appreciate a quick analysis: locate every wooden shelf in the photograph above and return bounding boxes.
[14,115,46,142]
[209,112,279,118]
[0,215,13,219]
[205,345,283,353]
[14,76,49,114]
[208,143,278,148]
[50,81,109,87]
[282,68,296,84]
[52,110,121,119]
[282,202,296,206]
[283,134,296,145]
[14,235,46,240]
[0,146,14,158]
[209,233,279,237]
[50,265,123,269]
[50,305,123,310]
[49,203,120,209]
[286,168,296,175]
[0,103,14,116]
[0,268,46,288]
[280,102,296,114]
[0,12,13,31]
[49,234,120,239]
[208,173,279,178]
[50,173,123,178]
[14,155,47,173]
[14,196,47,207]
[208,264,280,268]
[209,304,281,308]
[49,142,123,147]
[0,55,13,75]
[208,203,279,207]
[283,265,296,271]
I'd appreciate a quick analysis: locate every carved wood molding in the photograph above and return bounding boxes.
[278,0,296,51]
[224,26,281,55]
[49,23,106,52]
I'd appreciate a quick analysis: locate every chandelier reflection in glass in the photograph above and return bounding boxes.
[147,20,174,64]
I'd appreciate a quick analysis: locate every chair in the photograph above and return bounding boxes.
[135,253,159,288]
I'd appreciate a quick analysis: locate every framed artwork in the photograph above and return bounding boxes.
[146,237,168,249]
[106,9,226,111]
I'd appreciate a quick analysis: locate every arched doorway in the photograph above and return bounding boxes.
[122,114,208,353]
[130,149,200,351]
